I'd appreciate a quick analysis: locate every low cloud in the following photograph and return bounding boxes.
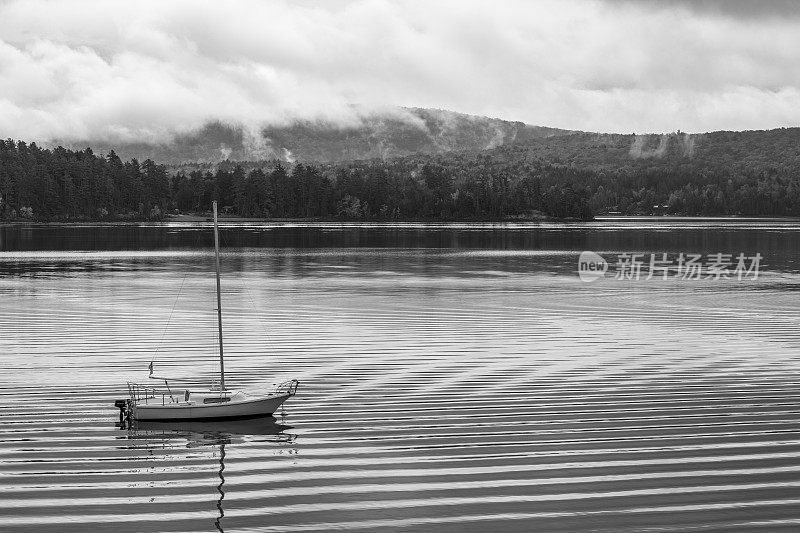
[1,0,800,146]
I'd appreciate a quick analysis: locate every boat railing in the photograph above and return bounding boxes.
[275,379,299,396]
[127,382,177,406]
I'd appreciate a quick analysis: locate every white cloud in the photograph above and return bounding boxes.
[1,0,799,144]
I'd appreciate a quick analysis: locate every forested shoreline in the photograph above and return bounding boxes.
[2,134,800,222]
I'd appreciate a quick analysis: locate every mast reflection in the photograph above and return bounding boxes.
[214,443,225,533]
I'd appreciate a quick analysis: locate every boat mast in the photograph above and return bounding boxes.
[212,201,225,391]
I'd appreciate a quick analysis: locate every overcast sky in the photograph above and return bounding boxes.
[1,0,799,143]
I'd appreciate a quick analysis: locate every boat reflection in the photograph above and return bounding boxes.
[124,416,296,532]
[127,415,296,445]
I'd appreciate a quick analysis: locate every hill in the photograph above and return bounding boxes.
[3,111,800,222]
[498,128,800,174]
[65,108,570,165]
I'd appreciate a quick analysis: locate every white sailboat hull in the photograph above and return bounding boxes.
[132,393,292,421]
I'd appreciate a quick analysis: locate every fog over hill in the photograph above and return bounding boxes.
[45,104,800,176]
[62,108,570,164]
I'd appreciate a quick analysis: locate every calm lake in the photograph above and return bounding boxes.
[2,219,800,532]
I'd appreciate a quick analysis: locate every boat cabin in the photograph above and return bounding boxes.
[183,389,240,404]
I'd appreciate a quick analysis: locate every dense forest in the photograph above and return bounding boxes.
[2,128,800,221]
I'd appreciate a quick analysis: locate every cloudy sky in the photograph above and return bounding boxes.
[1,0,799,144]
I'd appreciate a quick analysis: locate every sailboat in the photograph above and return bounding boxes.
[123,201,298,421]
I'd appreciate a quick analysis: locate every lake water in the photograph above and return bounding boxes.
[2,220,800,532]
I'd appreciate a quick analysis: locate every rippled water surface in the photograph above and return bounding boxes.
[2,221,800,532]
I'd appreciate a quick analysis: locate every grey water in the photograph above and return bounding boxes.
[1,220,800,532]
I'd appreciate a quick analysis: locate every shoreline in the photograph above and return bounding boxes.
[2,214,800,227]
